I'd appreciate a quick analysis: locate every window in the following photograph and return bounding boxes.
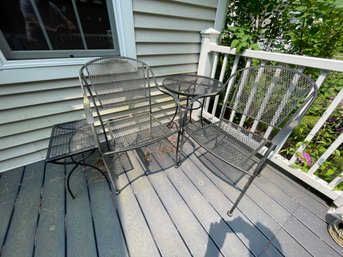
[0,0,120,60]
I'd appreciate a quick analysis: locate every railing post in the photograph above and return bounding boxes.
[197,28,220,77]
[194,28,220,121]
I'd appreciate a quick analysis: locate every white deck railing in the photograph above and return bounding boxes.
[197,28,343,207]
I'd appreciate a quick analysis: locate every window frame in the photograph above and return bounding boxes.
[0,0,136,69]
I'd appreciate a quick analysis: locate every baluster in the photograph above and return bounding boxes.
[220,55,240,120]
[264,66,304,139]
[238,61,266,127]
[204,52,219,113]
[251,67,282,133]
[308,133,343,175]
[226,58,252,122]
[211,54,228,118]
[328,172,343,190]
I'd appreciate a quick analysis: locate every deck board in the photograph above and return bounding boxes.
[159,149,254,257]
[86,165,129,257]
[34,163,65,257]
[135,148,224,257]
[113,153,161,257]
[66,163,98,257]
[283,216,341,257]
[0,167,23,249]
[178,149,271,256]
[252,171,300,214]
[196,148,292,227]
[261,165,329,220]
[0,138,337,257]
[183,143,283,240]
[124,149,191,257]
[271,229,313,257]
[1,161,44,257]
[292,205,343,255]
[258,244,284,257]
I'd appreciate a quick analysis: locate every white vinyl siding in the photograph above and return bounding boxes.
[0,0,220,172]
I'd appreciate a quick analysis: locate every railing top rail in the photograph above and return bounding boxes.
[210,44,343,72]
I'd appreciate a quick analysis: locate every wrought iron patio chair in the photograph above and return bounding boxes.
[79,56,178,193]
[181,66,318,216]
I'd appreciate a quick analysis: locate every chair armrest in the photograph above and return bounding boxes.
[272,119,300,146]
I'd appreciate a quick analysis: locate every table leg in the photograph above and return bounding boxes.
[63,149,112,199]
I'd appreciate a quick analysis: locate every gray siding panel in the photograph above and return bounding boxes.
[134,13,213,31]
[0,0,218,172]
[135,29,200,43]
[133,0,216,20]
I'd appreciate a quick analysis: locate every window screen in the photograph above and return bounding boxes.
[0,0,120,59]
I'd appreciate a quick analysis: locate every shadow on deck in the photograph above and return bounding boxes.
[0,138,341,257]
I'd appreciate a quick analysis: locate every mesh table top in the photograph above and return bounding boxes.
[46,119,97,162]
[162,74,225,97]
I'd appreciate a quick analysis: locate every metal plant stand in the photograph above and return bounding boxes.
[45,119,110,199]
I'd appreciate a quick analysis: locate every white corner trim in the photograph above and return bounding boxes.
[113,0,137,59]
[214,0,229,32]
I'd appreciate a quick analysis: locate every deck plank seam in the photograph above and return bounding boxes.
[84,167,100,257]
[189,146,334,257]
[188,149,318,257]
[288,209,343,256]
[156,146,260,256]
[119,156,163,257]
[132,151,194,256]
[187,146,279,231]
[115,208,131,257]
[152,153,225,256]
[31,162,47,257]
[179,149,273,257]
[0,167,25,254]
[191,143,322,230]
[246,171,335,252]
[95,155,132,256]
[260,168,329,222]
[63,161,67,257]
[130,147,224,257]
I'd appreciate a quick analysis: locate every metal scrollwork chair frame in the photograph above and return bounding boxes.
[181,65,318,216]
[79,56,178,194]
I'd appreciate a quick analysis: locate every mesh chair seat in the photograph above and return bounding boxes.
[185,120,269,172]
[106,111,176,153]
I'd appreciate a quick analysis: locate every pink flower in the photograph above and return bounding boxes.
[302,152,312,166]
[297,152,312,166]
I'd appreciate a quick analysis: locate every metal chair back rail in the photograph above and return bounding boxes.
[182,65,318,216]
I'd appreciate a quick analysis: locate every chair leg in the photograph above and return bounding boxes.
[227,173,257,216]
[100,152,120,195]
[227,146,274,216]
[175,130,182,167]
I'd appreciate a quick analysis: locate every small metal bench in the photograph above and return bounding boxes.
[45,119,110,198]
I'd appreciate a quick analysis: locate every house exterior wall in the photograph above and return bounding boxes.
[0,0,226,172]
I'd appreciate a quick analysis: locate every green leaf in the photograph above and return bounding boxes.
[231,39,240,48]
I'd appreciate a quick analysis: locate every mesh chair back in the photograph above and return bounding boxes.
[224,66,317,130]
[80,57,154,112]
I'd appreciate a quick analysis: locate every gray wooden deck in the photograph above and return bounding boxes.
[0,138,342,257]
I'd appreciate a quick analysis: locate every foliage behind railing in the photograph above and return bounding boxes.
[197,29,343,202]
